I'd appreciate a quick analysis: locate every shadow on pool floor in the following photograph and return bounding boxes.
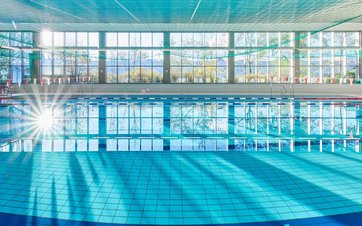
[0,152,361,225]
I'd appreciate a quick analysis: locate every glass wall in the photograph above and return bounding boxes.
[105,32,164,83]
[299,32,360,83]
[1,30,361,84]
[0,32,33,83]
[170,33,229,83]
[234,32,294,83]
[40,31,99,82]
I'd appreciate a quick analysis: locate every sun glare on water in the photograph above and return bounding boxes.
[35,108,54,132]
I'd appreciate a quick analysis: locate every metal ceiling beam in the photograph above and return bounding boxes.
[29,0,86,21]
[189,0,202,23]
[0,22,360,32]
[113,0,142,23]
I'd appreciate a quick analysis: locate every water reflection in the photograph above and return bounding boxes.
[0,98,360,152]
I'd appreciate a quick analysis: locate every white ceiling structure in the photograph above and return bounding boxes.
[0,0,361,31]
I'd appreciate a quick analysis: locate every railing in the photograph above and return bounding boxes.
[279,83,295,99]
[0,84,11,97]
[5,76,362,87]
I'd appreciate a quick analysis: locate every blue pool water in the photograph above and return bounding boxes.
[0,95,361,225]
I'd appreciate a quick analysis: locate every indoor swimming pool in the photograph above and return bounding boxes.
[0,95,361,225]
[1,95,361,153]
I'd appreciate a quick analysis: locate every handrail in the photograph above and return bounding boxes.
[279,83,295,99]
[281,84,288,98]
[290,82,295,98]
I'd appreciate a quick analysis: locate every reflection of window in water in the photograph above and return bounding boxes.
[2,98,362,152]
[106,102,163,135]
[170,102,228,135]
[65,140,76,152]
[13,140,21,152]
[170,139,227,151]
[235,141,245,151]
[12,66,22,83]
[1,74,7,81]
[24,140,32,152]
[257,140,268,151]
[1,144,10,152]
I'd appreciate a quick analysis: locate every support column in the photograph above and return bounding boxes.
[98,105,107,151]
[163,103,171,151]
[163,32,171,84]
[30,32,41,83]
[228,32,235,83]
[294,32,301,83]
[99,32,106,84]
[228,103,235,151]
[358,31,362,82]
[358,105,362,152]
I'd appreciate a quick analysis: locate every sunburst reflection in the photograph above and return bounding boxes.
[7,85,71,146]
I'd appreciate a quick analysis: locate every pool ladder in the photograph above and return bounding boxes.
[269,83,295,99]
[280,83,295,99]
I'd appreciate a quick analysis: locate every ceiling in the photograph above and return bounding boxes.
[0,0,361,31]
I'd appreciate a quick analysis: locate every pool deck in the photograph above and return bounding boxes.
[8,84,362,97]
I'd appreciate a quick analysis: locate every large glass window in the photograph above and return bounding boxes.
[235,31,360,84]
[106,50,163,83]
[0,32,33,83]
[170,33,228,83]
[40,31,99,82]
[234,32,293,83]
[3,31,360,85]
[297,32,360,83]
[105,32,164,83]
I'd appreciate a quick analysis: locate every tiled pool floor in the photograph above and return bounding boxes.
[0,152,361,225]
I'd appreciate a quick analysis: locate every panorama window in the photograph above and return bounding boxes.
[40,31,99,82]
[170,33,229,83]
[105,32,164,83]
[0,32,33,83]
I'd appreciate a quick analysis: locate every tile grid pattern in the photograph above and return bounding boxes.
[0,152,361,225]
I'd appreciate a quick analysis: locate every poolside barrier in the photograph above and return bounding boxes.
[6,75,361,87]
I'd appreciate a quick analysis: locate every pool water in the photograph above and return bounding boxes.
[0,95,361,226]
[0,96,361,153]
